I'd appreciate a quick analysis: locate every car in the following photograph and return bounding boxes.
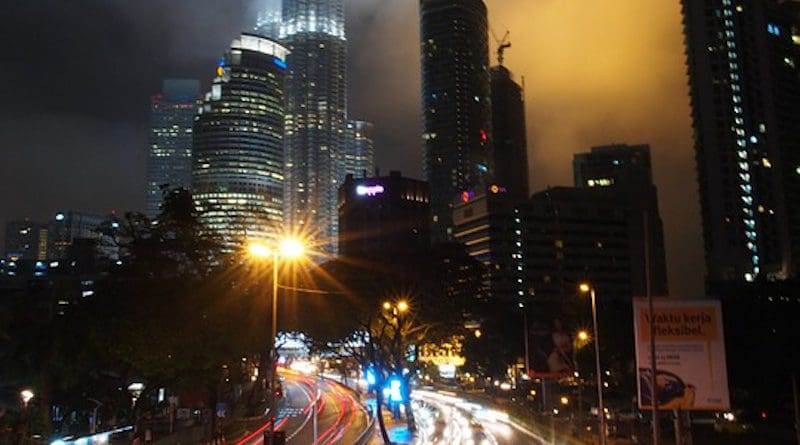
[713,411,754,434]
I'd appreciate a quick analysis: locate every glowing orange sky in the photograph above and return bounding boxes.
[348,0,704,297]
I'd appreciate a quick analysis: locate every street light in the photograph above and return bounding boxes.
[19,390,34,444]
[247,237,306,445]
[127,382,145,409]
[579,282,606,445]
[20,390,34,407]
[397,300,409,313]
[577,330,589,342]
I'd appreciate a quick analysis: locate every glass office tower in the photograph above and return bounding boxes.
[193,34,289,247]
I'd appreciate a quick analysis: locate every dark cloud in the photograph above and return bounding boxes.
[0,0,704,296]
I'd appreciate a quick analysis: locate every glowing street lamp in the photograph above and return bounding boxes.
[248,243,271,258]
[382,301,392,311]
[579,282,606,445]
[19,389,34,443]
[397,300,409,313]
[279,238,305,259]
[20,389,34,407]
[127,382,145,409]
[247,237,307,445]
[577,330,589,342]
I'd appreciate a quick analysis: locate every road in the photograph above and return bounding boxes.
[413,389,546,445]
[235,372,371,445]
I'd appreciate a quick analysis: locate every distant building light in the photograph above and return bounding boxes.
[587,178,614,187]
[55,213,65,221]
[767,24,781,36]
[82,290,95,298]
[356,185,385,197]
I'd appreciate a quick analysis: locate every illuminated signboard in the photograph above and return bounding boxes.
[356,185,385,197]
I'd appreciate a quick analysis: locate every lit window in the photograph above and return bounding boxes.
[749,135,758,143]
[762,158,772,168]
[767,24,781,36]
[796,166,800,175]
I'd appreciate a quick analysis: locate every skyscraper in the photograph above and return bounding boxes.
[490,65,529,199]
[145,79,200,218]
[281,0,347,254]
[682,0,800,283]
[255,0,282,40]
[192,34,289,247]
[420,0,493,242]
[343,120,375,178]
[573,144,669,296]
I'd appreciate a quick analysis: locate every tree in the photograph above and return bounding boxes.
[342,303,431,441]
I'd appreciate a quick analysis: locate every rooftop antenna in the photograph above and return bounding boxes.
[490,29,512,66]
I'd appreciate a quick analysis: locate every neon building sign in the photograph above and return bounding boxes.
[356,185,385,196]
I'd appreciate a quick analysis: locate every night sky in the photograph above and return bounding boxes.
[0,0,703,297]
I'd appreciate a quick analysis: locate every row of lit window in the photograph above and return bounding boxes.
[722,2,759,281]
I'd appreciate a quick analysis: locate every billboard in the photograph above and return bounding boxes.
[633,299,730,411]
[528,319,576,378]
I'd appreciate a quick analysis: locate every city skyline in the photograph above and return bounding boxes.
[0,0,701,296]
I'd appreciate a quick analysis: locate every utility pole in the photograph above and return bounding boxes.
[645,211,660,445]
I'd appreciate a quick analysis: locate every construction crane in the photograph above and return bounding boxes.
[491,29,511,66]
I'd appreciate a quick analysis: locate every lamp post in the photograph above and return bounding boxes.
[127,382,145,410]
[19,389,33,444]
[248,238,305,445]
[519,302,530,379]
[579,283,606,445]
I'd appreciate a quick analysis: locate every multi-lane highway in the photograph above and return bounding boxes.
[234,371,371,445]
[413,389,545,445]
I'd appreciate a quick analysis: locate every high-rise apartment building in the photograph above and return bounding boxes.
[281,0,347,254]
[145,79,200,218]
[343,120,375,179]
[682,0,800,282]
[573,144,668,296]
[420,0,493,242]
[490,65,529,199]
[192,34,289,247]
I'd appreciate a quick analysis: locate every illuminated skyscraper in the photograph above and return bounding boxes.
[145,79,199,218]
[192,34,289,247]
[281,0,347,254]
[682,0,800,283]
[420,0,493,242]
[344,120,375,178]
[255,0,282,39]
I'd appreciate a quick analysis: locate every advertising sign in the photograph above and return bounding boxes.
[633,298,730,411]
